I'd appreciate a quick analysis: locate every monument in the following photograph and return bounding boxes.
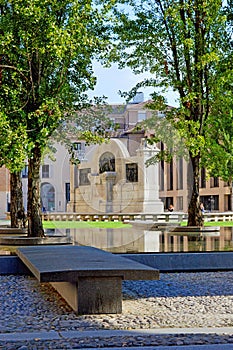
[68,138,164,214]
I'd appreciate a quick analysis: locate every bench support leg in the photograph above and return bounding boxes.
[51,276,122,314]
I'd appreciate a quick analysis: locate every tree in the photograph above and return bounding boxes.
[193,0,233,210]
[0,23,32,228]
[109,0,232,225]
[53,99,119,165]
[204,48,233,209]
[0,113,30,227]
[0,0,111,236]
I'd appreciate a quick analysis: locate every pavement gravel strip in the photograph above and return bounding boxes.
[0,271,232,348]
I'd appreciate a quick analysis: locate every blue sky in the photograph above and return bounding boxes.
[89,61,179,106]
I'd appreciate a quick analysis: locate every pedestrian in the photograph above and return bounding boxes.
[168,204,174,212]
[200,202,205,213]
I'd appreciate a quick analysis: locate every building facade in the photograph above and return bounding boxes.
[69,99,232,213]
[21,142,70,213]
[0,167,10,218]
[1,98,232,217]
[159,156,232,212]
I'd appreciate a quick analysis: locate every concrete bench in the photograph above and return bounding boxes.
[16,245,159,314]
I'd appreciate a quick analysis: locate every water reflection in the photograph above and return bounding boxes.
[63,226,233,253]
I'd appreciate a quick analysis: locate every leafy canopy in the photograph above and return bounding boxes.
[0,0,113,167]
[107,0,232,174]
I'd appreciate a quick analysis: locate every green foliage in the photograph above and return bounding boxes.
[53,101,117,164]
[0,0,112,163]
[106,0,232,224]
[204,71,233,181]
[0,0,114,234]
[0,0,118,173]
[0,112,32,172]
[109,0,232,181]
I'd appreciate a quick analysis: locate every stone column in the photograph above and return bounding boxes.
[66,163,77,212]
[143,230,161,252]
[101,172,116,213]
[137,140,164,213]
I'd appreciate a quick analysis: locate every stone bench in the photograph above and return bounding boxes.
[16,245,159,314]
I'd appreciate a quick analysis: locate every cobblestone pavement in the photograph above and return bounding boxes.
[0,271,232,349]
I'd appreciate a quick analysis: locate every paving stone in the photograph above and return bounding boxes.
[0,272,233,348]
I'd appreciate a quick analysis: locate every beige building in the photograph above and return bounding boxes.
[69,99,232,214]
[0,167,10,218]
[21,142,70,213]
[159,156,232,212]
[1,98,232,216]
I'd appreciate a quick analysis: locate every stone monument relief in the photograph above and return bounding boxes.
[69,139,163,214]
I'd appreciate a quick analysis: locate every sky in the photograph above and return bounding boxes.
[89,61,179,107]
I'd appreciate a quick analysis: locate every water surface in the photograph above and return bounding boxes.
[46,226,233,253]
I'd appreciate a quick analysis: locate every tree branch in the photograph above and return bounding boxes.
[157,0,185,99]
[0,64,29,82]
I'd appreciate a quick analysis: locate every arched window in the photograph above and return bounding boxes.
[99,152,115,174]
[41,182,55,211]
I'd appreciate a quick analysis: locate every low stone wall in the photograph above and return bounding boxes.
[204,212,233,222]
[42,212,186,222]
[1,252,233,275]
[121,252,233,272]
[5,211,233,222]
[0,256,31,275]
[41,211,233,222]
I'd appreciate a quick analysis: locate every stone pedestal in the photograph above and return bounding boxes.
[51,276,122,314]
[137,141,164,213]
[101,172,116,213]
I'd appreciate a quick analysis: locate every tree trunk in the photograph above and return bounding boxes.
[27,143,44,237]
[230,178,233,211]
[187,154,204,227]
[10,172,26,228]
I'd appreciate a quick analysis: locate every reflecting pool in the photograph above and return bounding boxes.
[46,226,233,253]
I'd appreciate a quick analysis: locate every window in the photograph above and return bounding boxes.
[210,177,219,188]
[79,168,91,185]
[126,163,138,182]
[41,182,55,211]
[159,142,164,191]
[159,160,165,191]
[138,111,146,122]
[65,183,70,202]
[99,152,115,174]
[211,195,219,210]
[165,197,173,211]
[176,196,183,210]
[176,158,183,190]
[200,195,219,211]
[21,165,28,178]
[42,165,49,178]
[167,160,173,190]
[224,195,231,211]
[72,142,85,161]
[73,142,82,151]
